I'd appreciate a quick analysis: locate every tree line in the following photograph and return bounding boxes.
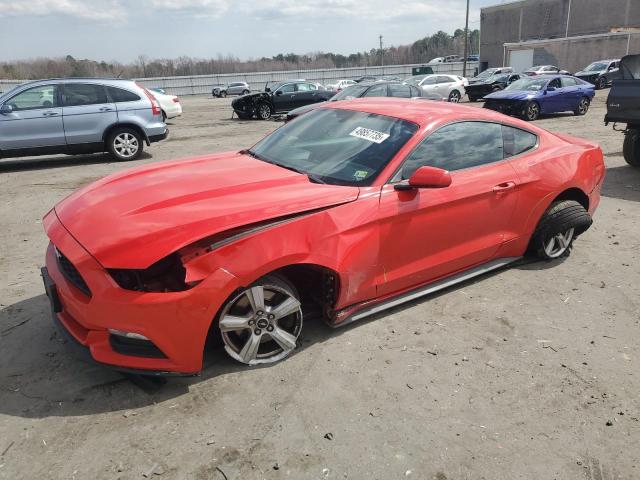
[0,29,479,80]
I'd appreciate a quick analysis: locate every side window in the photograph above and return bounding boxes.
[560,77,577,87]
[107,87,141,103]
[307,83,318,90]
[503,125,538,157]
[297,83,317,92]
[363,84,388,97]
[436,76,452,84]
[421,76,436,86]
[277,84,296,94]
[548,78,561,89]
[7,85,58,110]
[401,122,504,179]
[388,84,411,98]
[62,84,107,107]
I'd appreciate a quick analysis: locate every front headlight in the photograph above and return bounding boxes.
[108,253,195,292]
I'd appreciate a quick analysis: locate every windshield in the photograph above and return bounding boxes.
[505,77,548,91]
[249,108,418,186]
[331,85,369,101]
[474,69,497,79]
[584,62,608,72]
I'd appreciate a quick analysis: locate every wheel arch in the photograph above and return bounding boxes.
[522,186,590,241]
[103,122,150,146]
[203,262,342,355]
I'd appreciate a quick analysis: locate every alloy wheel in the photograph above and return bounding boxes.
[578,98,589,115]
[543,228,575,259]
[219,284,303,365]
[526,102,539,121]
[448,90,461,103]
[258,104,271,120]
[113,132,139,159]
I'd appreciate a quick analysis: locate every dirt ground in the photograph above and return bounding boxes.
[0,92,638,480]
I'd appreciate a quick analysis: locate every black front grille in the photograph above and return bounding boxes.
[55,248,91,297]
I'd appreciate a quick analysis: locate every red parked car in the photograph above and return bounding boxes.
[42,98,605,375]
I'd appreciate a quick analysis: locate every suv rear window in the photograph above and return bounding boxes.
[107,86,141,103]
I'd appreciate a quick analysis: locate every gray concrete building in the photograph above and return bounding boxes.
[480,0,640,72]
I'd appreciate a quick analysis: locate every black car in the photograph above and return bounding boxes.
[604,55,640,167]
[231,80,333,120]
[466,73,521,102]
[574,59,621,89]
[285,81,431,121]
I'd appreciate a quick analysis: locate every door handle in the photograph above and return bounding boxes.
[493,181,516,193]
[42,111,59,116]
[99,107,113,112]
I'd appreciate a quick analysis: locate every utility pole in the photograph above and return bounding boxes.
[379,35,384,67]
[462,0,470,77]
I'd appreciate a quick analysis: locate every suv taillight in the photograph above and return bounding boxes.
[173,97,180,103]
[139,85,161,116]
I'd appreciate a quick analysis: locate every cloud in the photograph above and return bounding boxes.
[0,0,125,21]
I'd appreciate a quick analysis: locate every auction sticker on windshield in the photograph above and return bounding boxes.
[350,127,390,144]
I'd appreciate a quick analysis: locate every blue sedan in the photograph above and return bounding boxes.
[482,75,595,121]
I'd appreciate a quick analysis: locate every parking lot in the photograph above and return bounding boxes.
[1,92,639,480]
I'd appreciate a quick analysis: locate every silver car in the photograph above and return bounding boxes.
[0,78,167,161]
[212,82,251,97]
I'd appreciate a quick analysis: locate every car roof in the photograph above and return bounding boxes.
[320,97,539,129]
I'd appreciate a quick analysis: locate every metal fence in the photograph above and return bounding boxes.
[0,62,478,96]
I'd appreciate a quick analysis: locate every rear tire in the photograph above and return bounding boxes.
[107,127,143,161]
[220,91,227,98]
[161,110,167,122]
[529,200,592,260]
[623,129,640,167]
[574,97,590,116]
[242,89,250,95]
[596,77,606,90]
[448,90,461,103]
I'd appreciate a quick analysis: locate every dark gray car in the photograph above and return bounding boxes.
[0,78,167,161]
[285,81,434,121]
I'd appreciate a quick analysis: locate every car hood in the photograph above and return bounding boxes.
[54,152,360,269]
[484,89,537,101]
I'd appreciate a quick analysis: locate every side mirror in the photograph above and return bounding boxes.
[546,86,556,92]
[0,104,13,114]
[275,90,283,96]
[395,166,452,190]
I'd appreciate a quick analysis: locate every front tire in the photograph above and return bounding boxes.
[623,129,640,167]
[596,77,606,90]
[217,274,303,365]
[529,200,592,260]
[257,102,272,120]
[220,91,227,98]
[242,89,250,95]
[107,128,143,161]
[574,97,590,116]
[524,101,540,121]
[448,90,461,103]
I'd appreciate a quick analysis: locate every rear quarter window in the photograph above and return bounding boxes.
[502,125,538,157]
[107,86,141,103]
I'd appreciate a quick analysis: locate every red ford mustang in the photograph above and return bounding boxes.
[42,98,605,375]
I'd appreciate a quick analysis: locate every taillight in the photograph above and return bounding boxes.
[139,86,161,116]
[173,97,180,103]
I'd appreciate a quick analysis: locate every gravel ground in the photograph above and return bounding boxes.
[0,92,638,480]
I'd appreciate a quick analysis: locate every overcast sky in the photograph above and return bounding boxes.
[0,0,501,63]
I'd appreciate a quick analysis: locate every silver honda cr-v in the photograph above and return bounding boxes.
[0,78,168,161]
